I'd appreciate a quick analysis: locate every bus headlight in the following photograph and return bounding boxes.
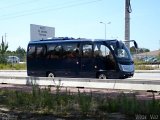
[119,64,134,72]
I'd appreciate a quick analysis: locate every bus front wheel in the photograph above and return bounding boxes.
[98,73,107,79]
[48,72,55,78]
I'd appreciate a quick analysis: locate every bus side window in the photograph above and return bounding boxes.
[28,45,35,59]
[47,44,56,59]
[98,44,114,60]
[63,43,79,58]
[47,44,62,59]
[94,44,113,58]
[82,44,92,57]
[54,45,62,58]
[94,44,102,57]
[100,45,110,57]
[36,46,45,58]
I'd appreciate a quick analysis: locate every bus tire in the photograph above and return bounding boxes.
[48,72,55,78]
[98,73,107,79]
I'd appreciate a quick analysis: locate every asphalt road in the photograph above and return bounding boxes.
[133,72,160,80]
[0,70,159,80]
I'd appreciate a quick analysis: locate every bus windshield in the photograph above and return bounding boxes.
[110,42,132,60]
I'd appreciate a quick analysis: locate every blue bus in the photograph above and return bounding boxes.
[27,37,137,79]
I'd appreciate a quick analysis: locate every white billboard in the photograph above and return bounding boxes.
[30,24,55,41]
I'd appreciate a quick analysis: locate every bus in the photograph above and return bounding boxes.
[27,37,137,79]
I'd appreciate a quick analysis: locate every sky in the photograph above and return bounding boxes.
[0,0,160,51]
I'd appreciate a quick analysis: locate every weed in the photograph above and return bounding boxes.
[77,90,92,116]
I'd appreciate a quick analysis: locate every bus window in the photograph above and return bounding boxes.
[94,44,102,57]
[28,45,35,59]
[47,44,62,59]
[47,44,56,59]
[82,44,92,57]
[54,45,62,58]
[94,44,111,57]
[36,46,45,58]
[118,49,126,58]
[100,45,114,60]
[63,43,79,58]
[100,45,110,57]
[110,44,131,59]
[117,46,131,59]
[94,44,115,70]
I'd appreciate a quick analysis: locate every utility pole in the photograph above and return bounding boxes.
[125,0,132,50]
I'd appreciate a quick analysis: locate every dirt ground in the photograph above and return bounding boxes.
[1,84,160,100]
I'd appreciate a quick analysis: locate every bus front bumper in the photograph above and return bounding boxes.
[118,64,135,78]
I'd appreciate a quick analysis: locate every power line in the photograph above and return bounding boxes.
[0,0,42,10]
[0,0,82,18]
[0,0,102,21]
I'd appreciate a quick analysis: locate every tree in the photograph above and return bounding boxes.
[0,36,8,63]
[16,46,26,62]
[138,48,150,53]
[0,36,8,54]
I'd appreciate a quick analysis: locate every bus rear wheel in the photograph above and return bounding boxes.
[48,72,55,78]
[98,73,107,79]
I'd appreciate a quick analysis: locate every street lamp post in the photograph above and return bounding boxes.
[100,22,106,40]
[100,21,111,40]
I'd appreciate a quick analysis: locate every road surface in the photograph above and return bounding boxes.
[0,70,159,80]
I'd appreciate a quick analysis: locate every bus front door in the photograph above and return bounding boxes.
[80,43,95,78]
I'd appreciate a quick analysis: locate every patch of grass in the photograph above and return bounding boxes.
[135,65,154,70]
[0,63,26,70]
[134,59,160,70]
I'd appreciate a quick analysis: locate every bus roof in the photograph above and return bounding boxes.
[28,37,119,44]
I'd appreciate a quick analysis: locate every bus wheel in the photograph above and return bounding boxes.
[98,74,107,79]
[48,72,55,78]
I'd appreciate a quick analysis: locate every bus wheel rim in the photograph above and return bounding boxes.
[99,74,106,79]
[48,73,54,78]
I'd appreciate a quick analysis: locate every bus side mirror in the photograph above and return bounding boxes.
[124,40,138,49]
[133,41,138,49]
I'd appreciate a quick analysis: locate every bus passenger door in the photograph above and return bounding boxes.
[46,44,63,76]
[80,43,95,78]
[62,43,80,77]
[94,43,117,78]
